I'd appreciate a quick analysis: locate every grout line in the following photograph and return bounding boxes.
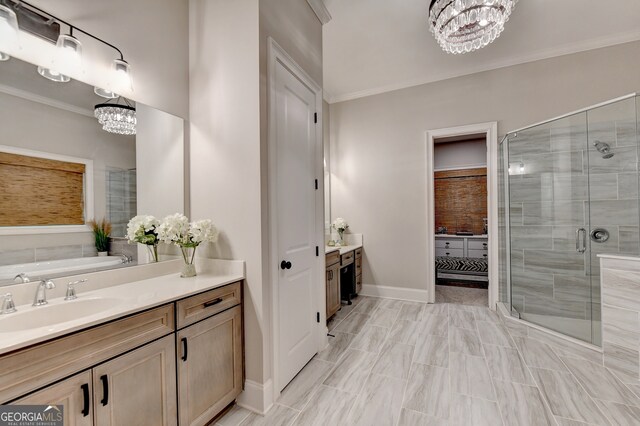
[555,355,614,425]
[475,306,508,426]
[503,315,561,426]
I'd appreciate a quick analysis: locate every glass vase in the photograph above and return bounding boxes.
[146,243,159,263]
[180,245,197,278]
[337,230,345,246]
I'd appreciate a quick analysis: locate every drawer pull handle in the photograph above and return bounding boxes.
[483,254,488,257]
[81,383,90,416]
[203,298,224,308]
[446,252,450,256]
[483,243,487,246]
[181,337,188,362]
[100,375,109,406]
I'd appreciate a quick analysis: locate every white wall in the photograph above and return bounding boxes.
[434,139,486,171]
[330,40,640,292]
[189,0,264,393]
[0,91,134,251]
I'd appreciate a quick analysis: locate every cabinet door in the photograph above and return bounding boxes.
[93,335,177,426]
[14,371,93,426]
[326,265,341,318]
[177,306,243,426]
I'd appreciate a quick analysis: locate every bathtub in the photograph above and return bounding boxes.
[0,256,126,281]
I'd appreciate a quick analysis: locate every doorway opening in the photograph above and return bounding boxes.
[425,122,499,309]
[434,134,488,306]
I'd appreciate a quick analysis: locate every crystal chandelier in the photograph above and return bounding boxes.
[428,0,518,54]
[94,98,137,135]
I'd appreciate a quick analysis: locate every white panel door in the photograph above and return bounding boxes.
[274,58,318,391]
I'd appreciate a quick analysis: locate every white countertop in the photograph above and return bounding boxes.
[325,244,362,255]
[435,234,488,239]
[0,259,244,355]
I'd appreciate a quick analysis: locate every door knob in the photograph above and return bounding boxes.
[280,260,292,270]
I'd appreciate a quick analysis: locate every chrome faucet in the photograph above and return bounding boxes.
[65,279,88,301]
[115,253,132,263]
[14,273,30,283]
[1,293,16,314]
[33,279,55,306]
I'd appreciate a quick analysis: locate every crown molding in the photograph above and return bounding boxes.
[326,29,640,104]
[307,0,332,25]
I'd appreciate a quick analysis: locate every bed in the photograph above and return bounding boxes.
[435,256,488,283]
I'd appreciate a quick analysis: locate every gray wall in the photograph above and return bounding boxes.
[434,139,487,170]
[330,40,640,291]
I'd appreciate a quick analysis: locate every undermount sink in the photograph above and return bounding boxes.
[0,298,121,332]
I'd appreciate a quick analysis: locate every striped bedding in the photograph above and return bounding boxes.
[435,256,488,274]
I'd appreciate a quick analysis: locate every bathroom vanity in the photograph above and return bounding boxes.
[0,259,244,426]
[325,241,363,318]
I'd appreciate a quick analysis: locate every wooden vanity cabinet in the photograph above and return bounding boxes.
[11,335,177,426]
[14,371,93,426]
[2,281,245,426]
[325,251,341,319]
[93,335,177,426]
[355,248,363,295]
[176,305,243,426]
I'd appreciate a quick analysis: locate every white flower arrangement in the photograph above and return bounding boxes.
[126,215,160,245]
[157,214,219,248]
[331,217,349,233]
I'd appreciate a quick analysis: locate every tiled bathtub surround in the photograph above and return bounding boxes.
[502,95,640,345]
[600,255,640,383]
[217,296,640,426]
[0,244,100,266]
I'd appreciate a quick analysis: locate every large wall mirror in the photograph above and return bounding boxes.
[0,56,185,285]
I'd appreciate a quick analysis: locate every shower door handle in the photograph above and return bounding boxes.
[576,228,587,253]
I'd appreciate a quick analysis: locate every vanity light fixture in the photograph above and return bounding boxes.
[3,1,132,90]
[0,4,19,61]
[94,58,133,99]
[94,97,137,136]
[37,31,82,82]
[428,0,518,54]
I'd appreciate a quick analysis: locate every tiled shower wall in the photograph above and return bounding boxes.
[106,168,137,237]
[504,97,639,344]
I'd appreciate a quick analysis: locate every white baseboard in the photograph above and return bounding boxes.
[360,284,429,303]
[237,379,273,415]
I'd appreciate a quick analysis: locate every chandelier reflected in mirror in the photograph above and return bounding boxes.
[428,0,517,54]
[94,97,137,135]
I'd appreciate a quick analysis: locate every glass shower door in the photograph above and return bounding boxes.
[508,112,594,343]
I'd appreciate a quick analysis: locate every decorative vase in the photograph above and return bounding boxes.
[98,251,108,257]
[180,245,197,278]
[146,243,159,263]
[337,230,345,246]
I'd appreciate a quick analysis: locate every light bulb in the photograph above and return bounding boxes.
[0,5,19,59]
[479,19,489,27]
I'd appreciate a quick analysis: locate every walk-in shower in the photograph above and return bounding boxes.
[499,94,639,346]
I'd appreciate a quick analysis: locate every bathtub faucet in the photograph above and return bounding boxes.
[115,253,133,264]
[14,273,30,283]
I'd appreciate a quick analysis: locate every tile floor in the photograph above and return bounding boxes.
[215,296,640,426]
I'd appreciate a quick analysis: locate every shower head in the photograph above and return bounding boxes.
[593,141,614,159]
